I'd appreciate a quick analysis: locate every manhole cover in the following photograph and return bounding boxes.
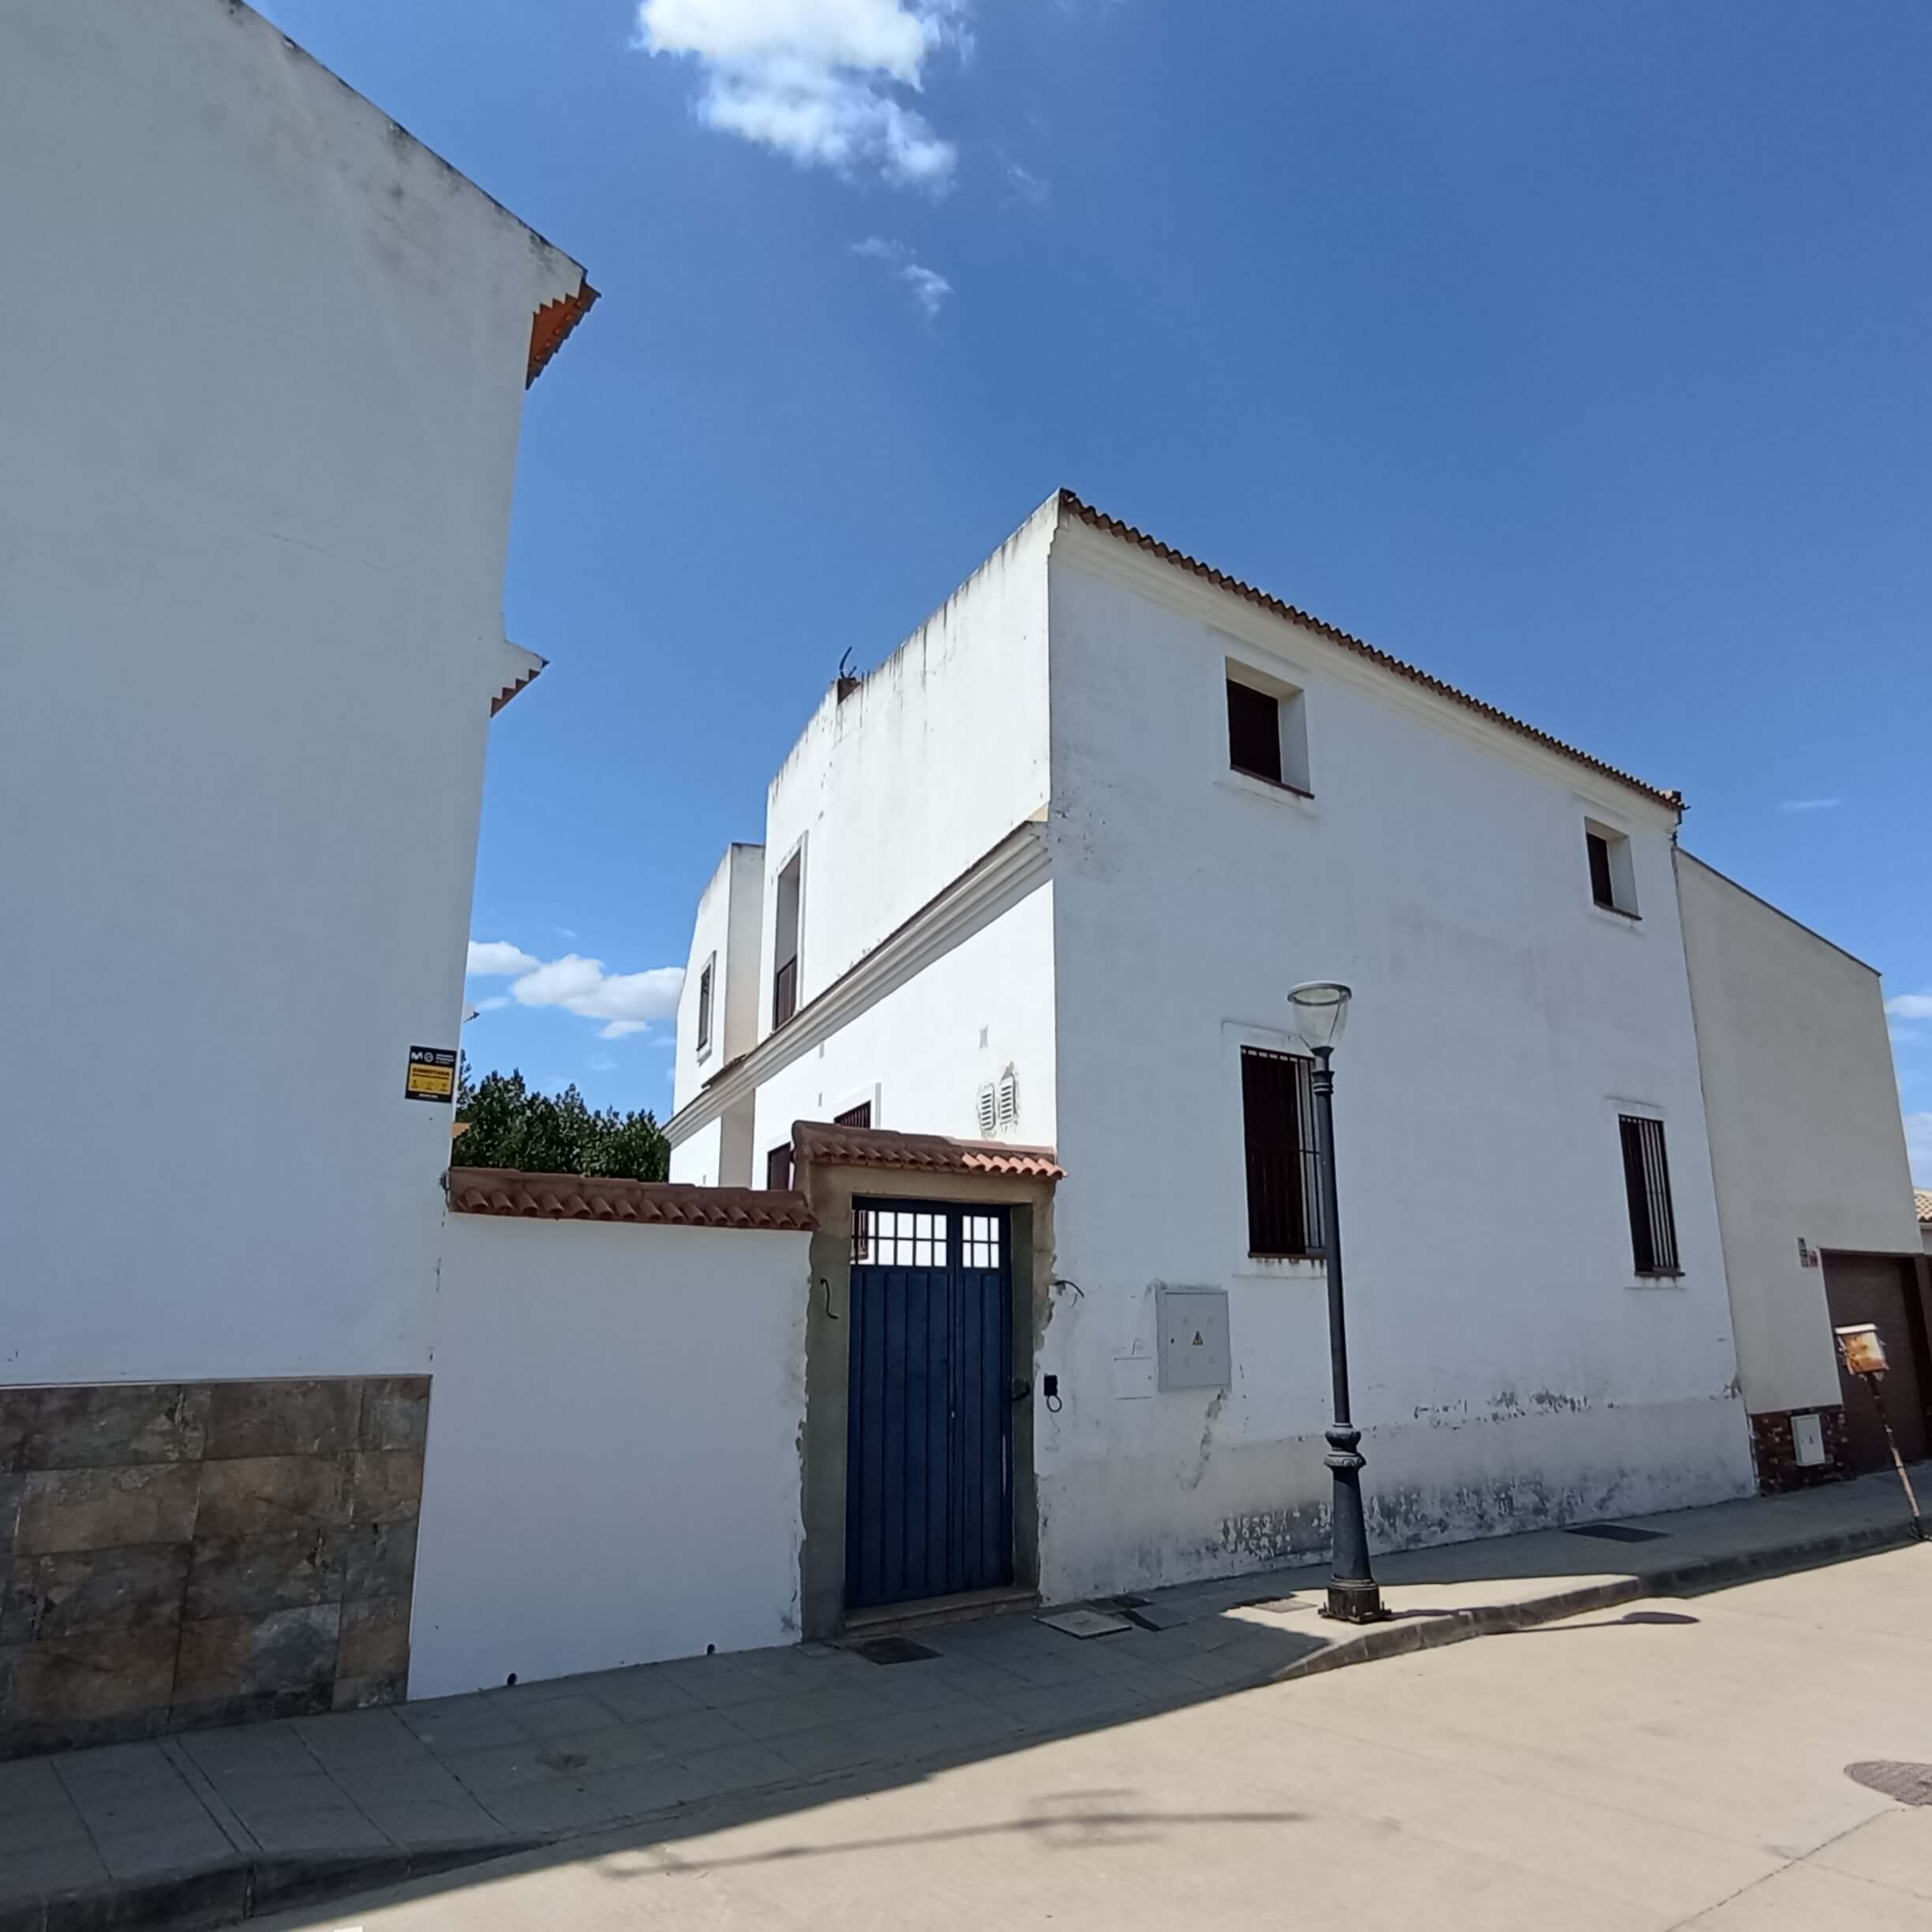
[1847,1762,1932,1806]
[1566,1522,1667,1544]
[1039,1607,1133,1639]
[851,1635,940,1665]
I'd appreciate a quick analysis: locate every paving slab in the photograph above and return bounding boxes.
[1,1463,1921,1932]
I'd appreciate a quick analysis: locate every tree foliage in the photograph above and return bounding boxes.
[454,1055,669,1182]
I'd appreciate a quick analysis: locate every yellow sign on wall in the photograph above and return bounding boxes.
[405,1046,458,1104]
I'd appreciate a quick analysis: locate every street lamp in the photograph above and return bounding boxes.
[1288,980,1387,1624]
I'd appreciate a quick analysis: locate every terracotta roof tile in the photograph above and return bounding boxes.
[792,1121,1065,1181]
[449,1167,814,1231]
[527,282,599,387]
[1916,1189,1932,1226]
[490,657,545,717]
[1059,491,1681,813]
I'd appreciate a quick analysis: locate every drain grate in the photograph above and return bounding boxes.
[851,1635,941,1665]
[1847,1762,1932,1807]
[1566,1522,1667,1544]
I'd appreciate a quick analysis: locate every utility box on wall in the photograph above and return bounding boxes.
[1155,1286,1231,1391]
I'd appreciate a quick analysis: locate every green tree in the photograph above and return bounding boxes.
[454,1054,670,1182]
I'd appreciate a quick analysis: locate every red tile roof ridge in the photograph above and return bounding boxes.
[528,282,599,387]
[447,1166,814,1231]
[792,1121,1065,1181]
[1058,490,1681,813]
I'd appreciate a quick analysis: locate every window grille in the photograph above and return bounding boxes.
[1619,1114,1680,1276]
[1240,1046,1324,1258]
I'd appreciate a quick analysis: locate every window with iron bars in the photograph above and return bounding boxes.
[1619,1114,1680,1277]
[1241,1046,1324,1259]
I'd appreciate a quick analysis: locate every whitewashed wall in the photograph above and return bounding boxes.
[749,884,1058,1168]
[411,1214,811,1697]
[0,0,583,1382]
[1677,852,1921,1414]
[1035,526,1754,1597]
[754,502,1056,1027]
[673,844,765,1117]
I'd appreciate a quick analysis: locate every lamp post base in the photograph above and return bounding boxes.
[1321,1578,1389,1624]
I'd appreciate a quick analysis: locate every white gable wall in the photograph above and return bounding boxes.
[1035,528,1753,1596]
[0,0,583,1381]
[754,504,1056,1035]
[674,843,765,1118]
[1676,852,1921,1415]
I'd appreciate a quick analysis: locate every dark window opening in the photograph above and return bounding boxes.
[834,1101,873,1129]
[1226,679,1282,786]
[766,1142,794,1191]
[695,959,713,1054]
[773,849,803,1028]
[1241,1046,1324,1258]
[1586,832,1616,910]
[1619,1114,1680,1277]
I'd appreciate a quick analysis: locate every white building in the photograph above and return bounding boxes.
[669,492,1798,1609]
[1676,856,1929,1488]
[0,0,593,1750]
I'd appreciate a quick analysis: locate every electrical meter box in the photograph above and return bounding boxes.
[1155,1286,1231,1391]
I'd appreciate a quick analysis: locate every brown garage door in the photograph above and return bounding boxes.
[1823,1254,1930,1473]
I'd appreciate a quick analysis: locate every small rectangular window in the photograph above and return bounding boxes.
[1619,1114,1680,1277]
[1241,1047,1325,1258]
[695,957,714,1054]
[773,847,803,1028]
[1227,679,1282,785]
[1586,833,1616,908]
[1585,822,1638,917]
[766,1142,794,1191]
[834,1101,872,1129]
[1226,665,1312,794]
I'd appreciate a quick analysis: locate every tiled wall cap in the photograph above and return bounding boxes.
[447,1169,817,1231]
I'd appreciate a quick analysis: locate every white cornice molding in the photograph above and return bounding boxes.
[665,822,1051,1146]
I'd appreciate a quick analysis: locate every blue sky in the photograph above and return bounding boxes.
[262,1,1930,1174]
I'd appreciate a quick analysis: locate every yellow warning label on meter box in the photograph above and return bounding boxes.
[405,1046,457,1103]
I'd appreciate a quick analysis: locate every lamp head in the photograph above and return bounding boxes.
[1287,981,1352,1055]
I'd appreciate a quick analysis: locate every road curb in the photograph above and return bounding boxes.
[3,1837,545,1932]
[1268,1515,1926,1684]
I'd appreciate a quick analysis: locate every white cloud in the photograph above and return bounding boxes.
[467,940,541,977]
[474,996,511,1013]
[636,0,967,188]
[1004,159,1048,203]
[510,953,684,1041]
[1887,994,1932,1020]
[1906,1112,1932,1185]
[1779,797,1841,812]
[853,236,953,317]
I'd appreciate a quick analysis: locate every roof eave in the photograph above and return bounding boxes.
[1056,490,1683,816]
[527,280,599,388]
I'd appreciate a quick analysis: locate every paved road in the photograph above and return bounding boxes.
[267,1546,1932,1930]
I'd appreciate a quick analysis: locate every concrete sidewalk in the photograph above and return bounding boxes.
[2,1467,1921,1932]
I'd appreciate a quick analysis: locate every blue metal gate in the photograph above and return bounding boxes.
[845,1203,1013,1610]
